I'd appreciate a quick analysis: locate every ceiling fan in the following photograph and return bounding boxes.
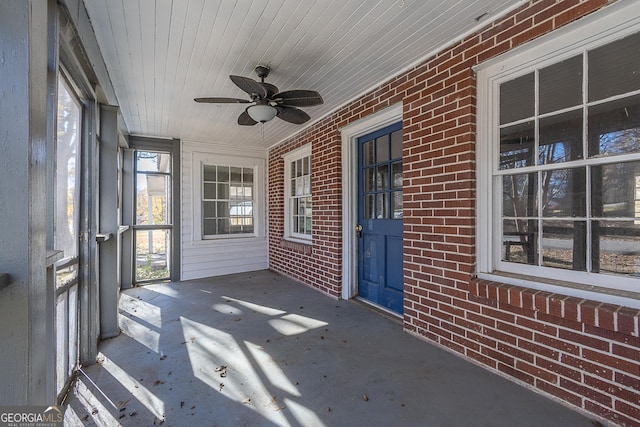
[194,65,323,126]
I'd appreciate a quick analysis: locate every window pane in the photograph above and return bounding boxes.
[392,191,403,219]
[217,183,229,199]
[135,229,170,281]
[541,167,586,217]
[364,195,374,219]
[243,168,253,184]
[217,166,229,182]
[391,130,402,159]
[363,140,374,166]
[538,109,583,164]
[377,164,389,190]
[136,173,169,225]
[542,220,586,271]
[303,156,310,175]
[502,173,537,217]
[217,218,229,234]
[56,78,81,261]
[588,32,640,102]
[203,201,215,218]
[203,182,216,199]
[203,219,216,235]
[392,161,402,189]
[592,220,640,276]
[500,72,534,124]
[230,166,242,183]
[363,168,375,193]
[539,55,583,114]
[203,165,216,181]
[499,121,535,169]
[591,161,640,218]
[136,151,170,173]
[296,159,303,177]
[376,135,389,163]
[588,95,640,158]
[502,219,536,265]
[377,193,389,219]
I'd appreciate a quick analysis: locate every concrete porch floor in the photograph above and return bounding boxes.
[64,270,597,426]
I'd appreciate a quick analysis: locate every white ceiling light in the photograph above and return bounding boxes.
[247,104,278,123]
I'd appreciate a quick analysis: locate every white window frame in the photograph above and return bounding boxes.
[192,152,265,241]
[476,0,640,308]
[283,144,312,243]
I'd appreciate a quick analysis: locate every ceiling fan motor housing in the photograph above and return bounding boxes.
[255,65,270,80]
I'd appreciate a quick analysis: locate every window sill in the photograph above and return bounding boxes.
[472,272,640,336]
[280,238,312,255]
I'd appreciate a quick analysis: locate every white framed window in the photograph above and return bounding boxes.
[283,144,312,243]
[202,164,255,237]
[476,1,640,301]
[192,152,265,241]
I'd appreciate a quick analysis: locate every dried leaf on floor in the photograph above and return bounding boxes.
[180,401,185,408]
[242,398,251,404]
[91,408,98,415]
[129,412,138,417]
[153,380,165,386]
[81,415,89,421]
[119,414,126,419]
[218,383,224,392]
[116,400,130,408]
[160,354,167,360]
[362,395,369,401]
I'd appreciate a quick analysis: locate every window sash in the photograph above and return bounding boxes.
[476,1,640,297]
[284,146,312,242]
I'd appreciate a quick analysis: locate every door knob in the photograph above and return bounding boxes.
[355,224,363,238]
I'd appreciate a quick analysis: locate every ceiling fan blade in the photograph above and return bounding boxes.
[238,109,258,126]
[276,105,311,125]
[194,97,250,103]
[274,90,323,107]
[230,75,268,99]
[260,82,279,98]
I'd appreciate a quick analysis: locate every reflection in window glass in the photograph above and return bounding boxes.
[499,121,535,169]
[289,155,312,236]
[502,173,536,217]
[588,95,640,158]
[592,221,640,275]
[502,219,536,265]
[591,161,640,218]
[542,220,586,271]
[539,109,583,164]
[541,167,586,217]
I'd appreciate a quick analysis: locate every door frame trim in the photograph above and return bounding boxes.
[340,103,403,300]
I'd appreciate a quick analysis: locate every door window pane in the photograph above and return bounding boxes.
[135,229,170,281]
[136,173,170,225]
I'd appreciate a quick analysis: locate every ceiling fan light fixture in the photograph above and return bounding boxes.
[247,104,277,123]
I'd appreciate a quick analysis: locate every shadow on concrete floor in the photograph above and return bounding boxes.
[63,270,597,427]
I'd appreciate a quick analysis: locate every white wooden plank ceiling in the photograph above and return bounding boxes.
[83,0,524,149]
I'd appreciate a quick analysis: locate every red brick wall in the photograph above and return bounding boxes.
[268,1,640,425]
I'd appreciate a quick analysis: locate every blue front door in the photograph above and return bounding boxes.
[357,122,403,314]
